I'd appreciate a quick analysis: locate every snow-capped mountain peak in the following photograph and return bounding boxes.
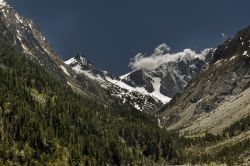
[65,54,97,75]
[65,54,93,67]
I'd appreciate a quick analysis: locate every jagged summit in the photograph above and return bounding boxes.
[65,53,93,66]
[65,53,95,72]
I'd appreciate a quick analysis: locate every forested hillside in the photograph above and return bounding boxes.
[0,34,188,165]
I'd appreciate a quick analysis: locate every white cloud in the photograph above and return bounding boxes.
[129,43,212,71]
[153,43,171,55]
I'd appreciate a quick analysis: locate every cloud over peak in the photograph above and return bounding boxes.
[129,43,212,71]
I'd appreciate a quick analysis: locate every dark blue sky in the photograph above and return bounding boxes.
[8,0,250,75]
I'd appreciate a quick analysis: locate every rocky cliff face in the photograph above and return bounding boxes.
[158,26,250,134]
[121,57,207,99]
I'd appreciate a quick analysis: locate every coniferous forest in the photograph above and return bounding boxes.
[0,34,249,165]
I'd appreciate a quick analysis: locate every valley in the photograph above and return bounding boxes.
[0,0,249,165]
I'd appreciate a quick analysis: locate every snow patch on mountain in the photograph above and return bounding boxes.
[65,58,77,65]
[65,56,91,66]
[151,77,171,103]
[120,70,136,80]
[0,0,6,6]
[15,13,24,23]
[243,51,249,57]
[118,70,171,103]
[60,65,70,76]
[230,56,236,61]
[21,44,32,55]
[70,64,83,74]
[108,75,171,104]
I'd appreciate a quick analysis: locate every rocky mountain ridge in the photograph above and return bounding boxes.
[158,26,250,134]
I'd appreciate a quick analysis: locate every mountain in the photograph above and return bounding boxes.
[158,26,250,135]
[1,0,250,164]
[65,45,213,113]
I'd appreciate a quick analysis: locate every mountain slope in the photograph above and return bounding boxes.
[0,1,133,110]
[158,26,250,135]
[0,27,195,165]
